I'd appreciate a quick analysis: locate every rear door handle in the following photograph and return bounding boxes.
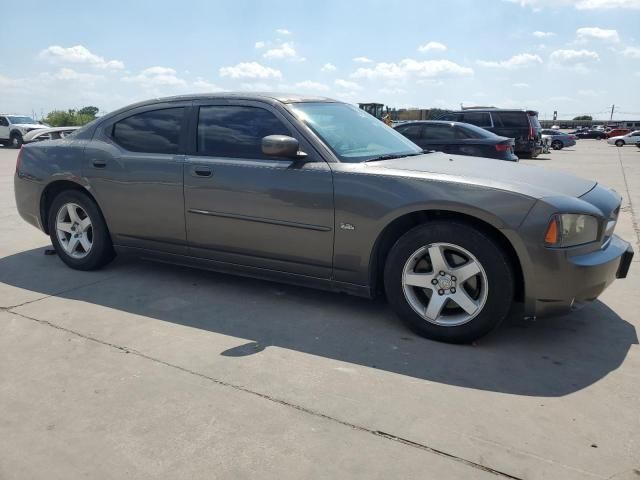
[92,160,106,168]
[193,166,212,177]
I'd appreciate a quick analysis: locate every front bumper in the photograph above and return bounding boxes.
[529,235,633,317]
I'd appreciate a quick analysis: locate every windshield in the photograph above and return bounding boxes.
[8,116,37,125]
[289,102,422,162]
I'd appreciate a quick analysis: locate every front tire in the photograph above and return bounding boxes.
[384,221,514,343]
[615,140,625,147]
[48,190,114,270]
[551,140,563,150]
[9,132,23,149]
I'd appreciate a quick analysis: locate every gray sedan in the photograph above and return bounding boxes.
[14,94,633,343]
[541,129,577,150]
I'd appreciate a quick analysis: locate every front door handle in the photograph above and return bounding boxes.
[193,167,212,177]
[92,160,106,168]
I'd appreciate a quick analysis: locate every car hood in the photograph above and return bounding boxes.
[12,123,47,130]
[364,152,596,199]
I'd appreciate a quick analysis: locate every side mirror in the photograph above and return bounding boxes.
[262,135,307,160]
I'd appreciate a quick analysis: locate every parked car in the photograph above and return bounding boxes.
[0,114,47,148]
[606,128,631,138]
[14,93,634,344]
[575,129,607,140]
[23,126,80,144]
[607,130,640,147]
[436,108,542,158]
[394,120,518,161]
[541,129,576,150]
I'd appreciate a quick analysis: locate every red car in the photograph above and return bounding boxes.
[607,128,631,138]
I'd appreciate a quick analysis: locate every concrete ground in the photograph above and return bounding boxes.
[1,140,639,480]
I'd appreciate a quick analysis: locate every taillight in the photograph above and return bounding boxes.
[528,118,535,140]
[16,146,23,173]
[495,143,511,152]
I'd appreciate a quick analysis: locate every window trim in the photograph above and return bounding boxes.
[186,99,322,163]
[102,102,190,155]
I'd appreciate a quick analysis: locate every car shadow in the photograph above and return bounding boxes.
[1,246,637,397]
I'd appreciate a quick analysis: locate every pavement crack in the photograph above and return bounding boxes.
[9,309,522,480]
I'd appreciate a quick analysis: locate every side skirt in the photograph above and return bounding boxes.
[113,245,373,299]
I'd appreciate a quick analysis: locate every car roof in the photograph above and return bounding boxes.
[125,92,336,107]
[396,120,458,126]
[448,108,539,115]
[96,92,339,123]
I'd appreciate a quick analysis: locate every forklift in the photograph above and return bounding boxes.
[358,103,393,125]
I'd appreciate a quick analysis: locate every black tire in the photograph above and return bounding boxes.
[615,140,624,147]
[9,132,23,149]
[384,221,514,343]
[551,140,563,150]
[48,190,115,270]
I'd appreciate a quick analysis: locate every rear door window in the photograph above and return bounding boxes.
[396,124,423,140]
[112,108,184,154]
[197,105,290,159]
[438,113,463,122]
[462,112,492,128]
[423,124,457,140]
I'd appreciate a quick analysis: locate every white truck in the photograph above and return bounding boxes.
[0,114,47,148]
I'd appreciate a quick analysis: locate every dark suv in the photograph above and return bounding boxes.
[437,108,542,158]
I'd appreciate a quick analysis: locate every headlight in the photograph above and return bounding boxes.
[544,214,599,247]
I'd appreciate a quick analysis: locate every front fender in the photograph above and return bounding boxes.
[331,170,537,287]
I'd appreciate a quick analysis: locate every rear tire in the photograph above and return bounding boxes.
[615,140,624,147]
[384,221,514,344]
[48,190,115,270]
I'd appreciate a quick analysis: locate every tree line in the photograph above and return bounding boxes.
[43,106,100,127]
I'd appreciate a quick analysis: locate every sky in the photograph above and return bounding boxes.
[1,0,639,120]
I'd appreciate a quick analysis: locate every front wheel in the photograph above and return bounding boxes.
[48,190,115,270]
[615,140,625,147]
[384,221,514,343]
[9,132,23,148]
[551,140,563,150]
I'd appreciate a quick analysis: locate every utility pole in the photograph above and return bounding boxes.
[610,104,615,122]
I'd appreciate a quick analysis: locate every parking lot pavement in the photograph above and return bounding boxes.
[1,142,639,480]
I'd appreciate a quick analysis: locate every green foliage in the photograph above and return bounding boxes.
[77,106,99,117]
[44,107,99,127]
[572,115,593,121]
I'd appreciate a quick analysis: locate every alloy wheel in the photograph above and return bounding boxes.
[55,203,93,259]
[402,242,488,327]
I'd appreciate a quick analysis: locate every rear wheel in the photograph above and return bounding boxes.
[615,140,625,147]
[551,140,563,150]
[384,221,514,343]
[48,190,114,270]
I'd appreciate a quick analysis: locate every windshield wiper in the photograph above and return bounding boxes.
[364,152,424,163]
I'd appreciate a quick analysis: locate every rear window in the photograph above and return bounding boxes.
[112,108,184,154]
[494,112,529,128]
